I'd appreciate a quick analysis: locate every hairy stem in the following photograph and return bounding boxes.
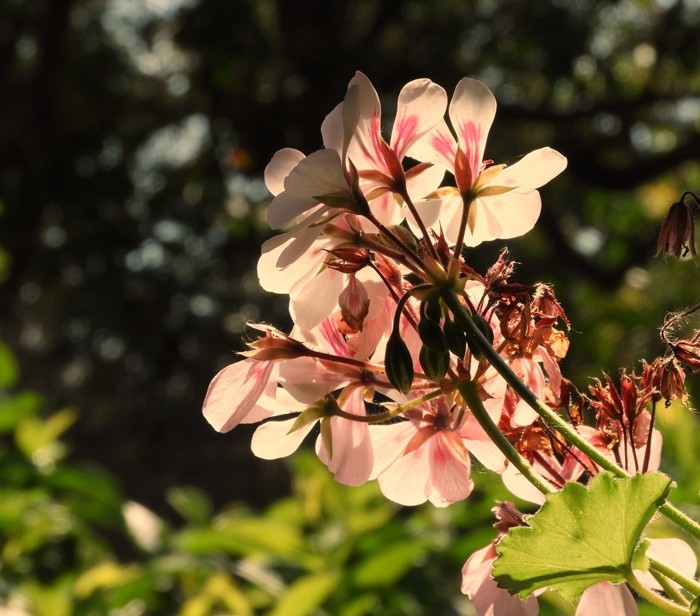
[456,380,555,496]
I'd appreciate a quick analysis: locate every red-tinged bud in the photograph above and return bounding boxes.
[454,147,473,196]
[373,253,403,287]
[338,274,370,333]
[656,191,698,260]
[379,139,406,190]
[671,339,700,373]
[325,247,371,274]
[243,333,309,361]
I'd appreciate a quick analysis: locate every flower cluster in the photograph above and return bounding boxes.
[203,73,698,615]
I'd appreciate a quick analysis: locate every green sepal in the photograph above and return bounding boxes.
[288,398,336,434]
[320,417,333,459]
[690,594,700,615]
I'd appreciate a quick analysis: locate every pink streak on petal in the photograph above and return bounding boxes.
[391,113,419,161]
[456,121,482,184]
[432,128,457,167]
[203,359,275,432]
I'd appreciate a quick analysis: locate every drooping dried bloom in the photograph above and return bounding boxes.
[656,191,699,260]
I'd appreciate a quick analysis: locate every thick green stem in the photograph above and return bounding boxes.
[442,290,700,540]
[456,381,555,496]
[649,557,700,597]
[627,572,689,616]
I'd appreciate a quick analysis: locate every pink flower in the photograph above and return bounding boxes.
[322,71,448,225]
[202,357,278,432]
[408,78,567,246]
[462,544,539,616]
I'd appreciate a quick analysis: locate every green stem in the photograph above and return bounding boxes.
[627,572,689,616]
[456,381,555,496]
[650,570,691,606]
[442,290,700,540]
[333,388,444,423]
[649,557,700,597]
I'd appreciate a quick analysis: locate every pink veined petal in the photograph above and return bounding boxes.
[474,575,540,616]
[376,442,432,506]
[251,416,313,460]
[461,544,497,597]
[264,148,306,195]
[368,192,404,226]
[267,149,349,229]
[368,420,418,479]
[575,582,636,616]
[407,119,457,171]
[501,462,547,505]
[316,387,374,486]
[289,267,344,330]
[390,78,448,159]
[280,356,353,405]
[449,78,497,181]
[462,547,540,616]
[461,414,507,473]
[257,222,330,294]
[427,435,474,507]
[202,359,276,432]
[488,147,567,192]
[345,71,385,171]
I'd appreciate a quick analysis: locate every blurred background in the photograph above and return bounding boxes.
[0,0,698,614]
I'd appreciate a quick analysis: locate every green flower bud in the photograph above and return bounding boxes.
[385,330,415,393]
[443,317,467,358]
[418,317,448,352]
[419,345,450,382]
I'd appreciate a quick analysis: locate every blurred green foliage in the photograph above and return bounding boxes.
[2,334,694,614]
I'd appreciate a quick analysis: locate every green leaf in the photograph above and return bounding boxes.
[268,570,341,616]
[166,486,213,525]
[492,472,673,602]
[0,339,20,388]
[0,391,43,433]
[351,541,427,588]
[690,594,700,616]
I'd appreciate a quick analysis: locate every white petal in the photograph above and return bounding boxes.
[491,147,567,192]
[251,416,313,460]
[264,148,305,195]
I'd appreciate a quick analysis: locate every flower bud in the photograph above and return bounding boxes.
[418,317,448,352]
[385,330,415,394]
[443,317,467,359]
[419,344,450,382]
[338,274,370,333]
